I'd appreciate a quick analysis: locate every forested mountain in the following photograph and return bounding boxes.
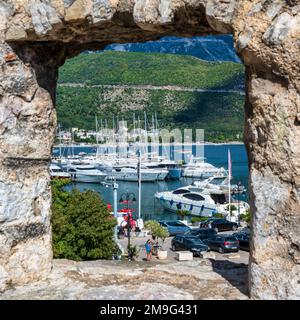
[57,51,245,142]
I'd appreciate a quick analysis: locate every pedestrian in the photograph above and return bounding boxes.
[145,239,153,261]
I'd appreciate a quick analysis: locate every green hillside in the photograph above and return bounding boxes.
[57,51,245,142]
[58,51,244,90]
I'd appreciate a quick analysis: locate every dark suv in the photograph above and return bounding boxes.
[203,235,239,253]
[184,228,217,240]
[232,232,250,251]
[171,235,208,256]
[200,218,238,232]
[159,220,190,236]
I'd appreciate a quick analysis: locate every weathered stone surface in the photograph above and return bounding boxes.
[65,0,89,22]
[0,0,299,300]
[206,0,236,33]
[0,259,248,299]
[29,0,62,35]
[263,12,300,45]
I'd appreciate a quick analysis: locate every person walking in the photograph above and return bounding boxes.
[145,239,153,261]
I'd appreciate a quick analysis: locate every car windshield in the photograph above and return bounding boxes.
[225,237,238,242]
[186,237,203,244]
[168,221,186,227]
[185,230,197,235]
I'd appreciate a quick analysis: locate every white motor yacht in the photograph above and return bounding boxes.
[142,159,182,180]
[182,156,227,179]
[107,166,161,182]
[49,164,70,179]
[155,186,249,217]
[192,175,247,194]
[67,164,107,183]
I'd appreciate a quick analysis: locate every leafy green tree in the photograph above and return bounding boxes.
[51,178,117,261]
[226,204,237,215]
[176,209,190,220]
[239,209,251,224]
[144,220,169,249]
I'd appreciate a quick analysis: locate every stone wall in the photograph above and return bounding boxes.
[0,0,299,299]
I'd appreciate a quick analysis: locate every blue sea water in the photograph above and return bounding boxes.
[54,143,248,221]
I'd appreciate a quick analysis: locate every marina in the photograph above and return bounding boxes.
[52,143,249,222]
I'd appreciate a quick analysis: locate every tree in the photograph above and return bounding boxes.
[176,209,190,220]
[51,178,118,261]
[227,204,237,215]
[144,220,169,249]
[239,209,251,224]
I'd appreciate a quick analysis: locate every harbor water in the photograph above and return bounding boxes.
[54,143,248,221]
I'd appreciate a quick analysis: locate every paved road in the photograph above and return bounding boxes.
[118,230,249,265]
[59,83,245,95]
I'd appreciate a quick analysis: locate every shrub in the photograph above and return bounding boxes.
[212,212,225,218]
[176,209,190,220]
[51,178,118,261]
[190,216,208,223]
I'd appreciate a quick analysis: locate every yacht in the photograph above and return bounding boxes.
[142,159,182,180]
[182,156,227,179]
[107,166,162,182]
[49,164,70,179]
[155,186,249,217]
[192,175,247,194]
[66,164,107,183]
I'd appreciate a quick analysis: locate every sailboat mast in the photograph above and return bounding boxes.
[144,111,148,156]
[71,129,74,157]
[138,149,142,220]
[58,124,62,158]
[228,149,232,217]
[95,115,99,144]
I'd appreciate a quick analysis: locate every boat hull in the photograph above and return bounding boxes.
[108,172,158,182]
[70,173,107,183]
[182,170,219,179]
[167,168,182,180]
[156,196,215,217]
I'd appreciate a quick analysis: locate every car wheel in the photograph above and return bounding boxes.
[218,247,224,254]
[232,225,237,231]
[214,227,218,233]
[172,244,176,251]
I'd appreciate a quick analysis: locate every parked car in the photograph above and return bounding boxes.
[203,234,239,253]
[159,220,191,236]
[200,218,238,232]
[171,235,209,256]
[233,232,250,251]
[184,228,217,240]
[241,226,250,235]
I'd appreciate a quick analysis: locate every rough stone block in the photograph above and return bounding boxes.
[176,251,193,261]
